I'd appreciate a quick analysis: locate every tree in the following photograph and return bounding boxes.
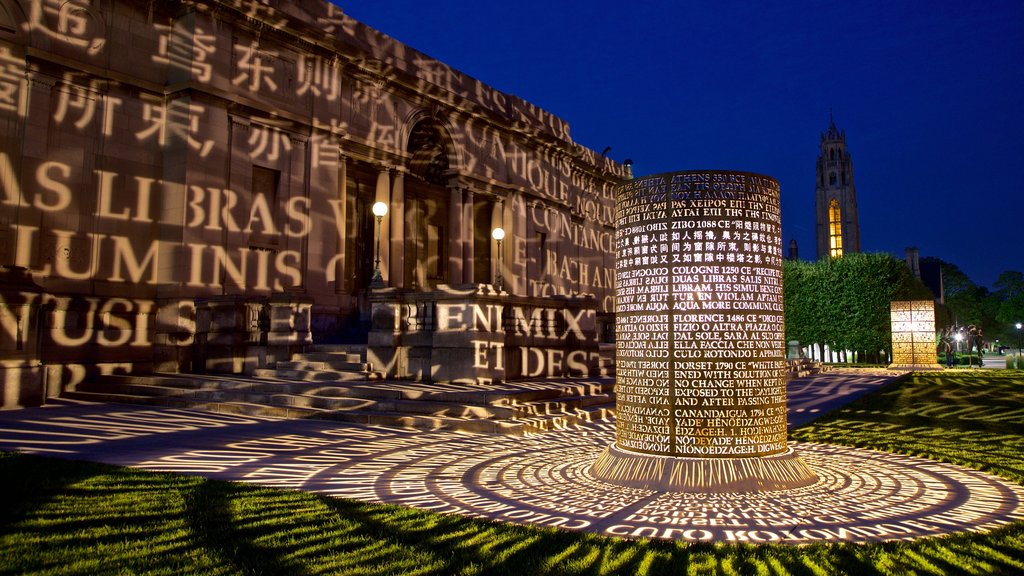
[993,271,1024,344]
[921,257,986,327]
[784,253,932,363]
[994,271,1024,300]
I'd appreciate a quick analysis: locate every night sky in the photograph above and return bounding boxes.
[339,0,1024,289]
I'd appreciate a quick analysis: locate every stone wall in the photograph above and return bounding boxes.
[0,0,622,403]
[368,285,602,384]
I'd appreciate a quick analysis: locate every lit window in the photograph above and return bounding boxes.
[829,199,843,258]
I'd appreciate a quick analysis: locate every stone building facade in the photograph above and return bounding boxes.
[0,0,624,405]
[815,117,860,260]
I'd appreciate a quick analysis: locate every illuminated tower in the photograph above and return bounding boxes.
[815,115,860,259]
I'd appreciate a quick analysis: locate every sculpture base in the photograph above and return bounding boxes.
[591,443,818,493]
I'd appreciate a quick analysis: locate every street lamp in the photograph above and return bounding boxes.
[1016,322,1022,368]
[492,227,505,292]
[370,201,388,288]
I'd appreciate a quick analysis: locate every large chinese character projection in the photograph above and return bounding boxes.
[593,170,817,491]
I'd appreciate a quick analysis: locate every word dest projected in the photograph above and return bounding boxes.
[615,170,786,458]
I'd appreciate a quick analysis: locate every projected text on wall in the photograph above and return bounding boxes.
[615,170,786,458]
[0,0,620,313]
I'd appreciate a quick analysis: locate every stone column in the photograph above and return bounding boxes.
[490,200,504,289]
[0,266,44,408]
[265,292,314,367]
[509,194,528,296]
[448,186,463,285]
[193,296,251,374]
[153,298,196,373]
[335,155,348,293]
[366,287,402,378]
[289,133,309,288]
[462,189,475,284]
[390,170,405,289]
[375,167,391,284]
[525,200,541,296]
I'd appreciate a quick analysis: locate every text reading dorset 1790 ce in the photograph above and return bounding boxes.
[615,170,787,458]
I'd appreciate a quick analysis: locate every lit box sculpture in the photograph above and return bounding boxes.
[888,300,943,370]
[592,170,817,492]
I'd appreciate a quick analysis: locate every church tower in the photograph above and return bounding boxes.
[815,115,861,259]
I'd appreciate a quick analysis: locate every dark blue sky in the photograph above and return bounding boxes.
[340,0,1024,289]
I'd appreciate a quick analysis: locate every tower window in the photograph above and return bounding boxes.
[829,198,843,258]
[829,172,837,186]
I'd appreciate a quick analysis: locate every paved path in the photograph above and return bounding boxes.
[2,370,1023,544]
[787,369,906,428]
[983,354,1011,369]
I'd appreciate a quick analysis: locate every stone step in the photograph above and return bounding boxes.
[85,373,613,406]
[65,373,275,393]
[785,359,825,379]
[65,372,617,435]
[61,390,327,420]
[251,368,375,382]
[77,381,377,411]
[491,380,616,406]
[275,359,367,371]
[76,377,522,420]
[513,405,616,434]
[75,374,387,402]
[289,352,364,364]
[510,392,615,417]
[305,343,367,356]
[61,390,533,435]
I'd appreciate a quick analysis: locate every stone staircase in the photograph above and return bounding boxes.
[787,357,826,379]
[62,345,616,435]
[253,344,383,382]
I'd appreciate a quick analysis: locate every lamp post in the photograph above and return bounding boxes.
[492,227,505,292]
[1016,322,1022,369]
[370,201,388,288]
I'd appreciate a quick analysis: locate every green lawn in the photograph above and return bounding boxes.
[2,371,1023,575]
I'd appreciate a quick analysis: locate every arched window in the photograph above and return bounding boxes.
[407,120,450,186]
[829,198,843,258]
[829,172,837,186]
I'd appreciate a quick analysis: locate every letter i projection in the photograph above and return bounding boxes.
[593,170,816,492]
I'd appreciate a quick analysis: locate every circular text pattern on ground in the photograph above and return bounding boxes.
[126,419,1024,544]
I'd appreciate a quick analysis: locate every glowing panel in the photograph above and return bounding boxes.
[889,300,941,369]
[614,170,786,458]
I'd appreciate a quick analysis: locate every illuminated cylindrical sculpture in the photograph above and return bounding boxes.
[593,170,817,492]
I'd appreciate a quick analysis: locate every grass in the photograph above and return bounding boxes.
[1,371,1023,575]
